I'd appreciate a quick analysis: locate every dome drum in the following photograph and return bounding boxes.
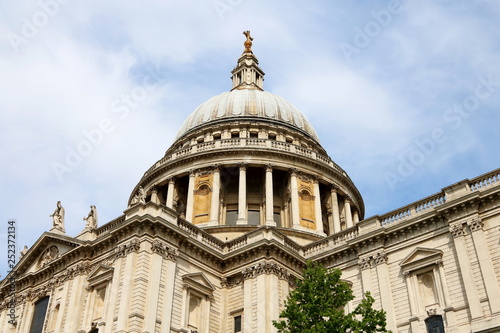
[131,160,363,241]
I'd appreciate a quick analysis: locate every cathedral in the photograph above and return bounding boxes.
[1,32,500,333]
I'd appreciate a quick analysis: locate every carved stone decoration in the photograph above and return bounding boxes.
[151,240,178,262]
[373,251,388,265]
[130,186,146,206]
[426,308,437,316]
[240,262,290,281]
[38,245,60,268]
[115,239,141,259]
[468,217,484,232]
[450,223,465,238]
[359,256,372,270]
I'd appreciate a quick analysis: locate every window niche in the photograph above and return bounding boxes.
[86,264,114,327]
[400,248,449,320]
[181,273,215,333]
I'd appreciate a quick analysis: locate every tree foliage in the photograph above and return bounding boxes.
[273,261,392,333]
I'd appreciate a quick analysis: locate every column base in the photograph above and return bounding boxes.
[265,220,277,226]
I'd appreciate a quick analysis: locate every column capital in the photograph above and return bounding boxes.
[211,164,221,173]
[359,256,372,270]
[167,177,176,185]
[468,217,483,232]
[238,162,247,171]
[373,251,388,266]
[265,164,273,172]
[344,196,352,204]
[188,169,196,177]
[449,223,465,238]
[289,168,298,176]
[330,185,339,193]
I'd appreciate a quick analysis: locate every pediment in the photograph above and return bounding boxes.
[400,247,443,272]
[87,264,114,287]
[182,272,215,295]
[10,232,83,276]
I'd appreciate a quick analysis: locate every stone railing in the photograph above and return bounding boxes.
[96,215,126,235]
[380,192,447,227]
[226,235,248,251]
[379,169,500,228]
[144,138,348,177]
[303,227,359,257]
[469,169,500,191]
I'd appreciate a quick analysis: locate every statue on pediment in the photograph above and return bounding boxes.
[84,205,98,229]
[50,201,65,232]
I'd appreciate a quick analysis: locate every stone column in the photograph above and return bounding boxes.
[313,178,324,234]
[265,164,276,226]
[468,217,500,314]
[166,178,175,208]
[237,163,247,224]
[209,166,221,225]
[449,223,483,319]
[185,171,195,222]
[330,187,341,234]
[353,210,359,223]
[150,186,159,204]
[290,169,300,228]
[344,197,353,229]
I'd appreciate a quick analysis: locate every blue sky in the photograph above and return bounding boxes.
[1,1,499,277]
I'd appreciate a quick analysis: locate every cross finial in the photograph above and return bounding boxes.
[243,30,253,53]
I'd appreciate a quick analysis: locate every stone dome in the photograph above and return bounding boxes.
[176,89,320,141]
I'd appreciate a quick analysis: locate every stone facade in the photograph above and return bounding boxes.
[1,35,500,333]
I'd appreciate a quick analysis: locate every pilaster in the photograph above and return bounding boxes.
[449,222,483,319]
[468,217,500,314]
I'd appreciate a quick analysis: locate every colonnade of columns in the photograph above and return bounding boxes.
[162,165,359,234]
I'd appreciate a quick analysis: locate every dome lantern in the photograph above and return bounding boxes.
[230,31,265,91]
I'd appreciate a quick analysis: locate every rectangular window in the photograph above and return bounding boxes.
[248,210,260,225]
[273,212,281,227]
[234,315,242,332]
[29,297,50,333]
[226,210,238,225]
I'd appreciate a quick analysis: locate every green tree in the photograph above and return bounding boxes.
[273,261,392,333]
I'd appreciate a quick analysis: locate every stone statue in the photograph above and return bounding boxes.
[131,186,146,205]
[83,205,98,229]
[243,30,253,52]
[50,201,65,232]
[19,245,28,259]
